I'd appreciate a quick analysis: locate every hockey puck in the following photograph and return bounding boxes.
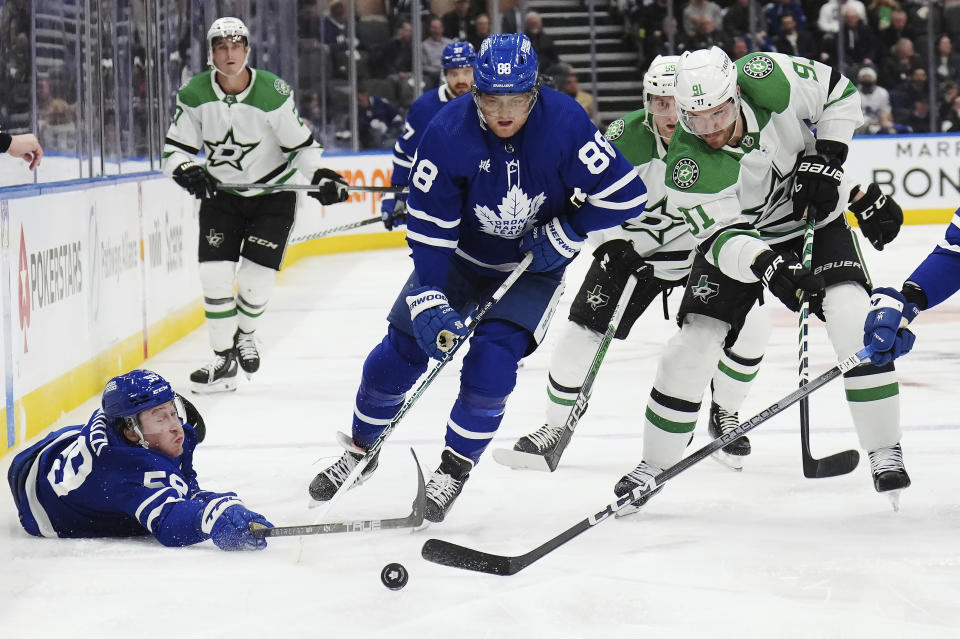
[380,562,408,590]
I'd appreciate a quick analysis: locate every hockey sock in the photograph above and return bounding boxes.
[445,320,531,464]
[352,326,428,449]
[544,322,602,429]
[199,260,238,352]
[236,258,275,333]
[711,303,769,411]
[822,282,903,449]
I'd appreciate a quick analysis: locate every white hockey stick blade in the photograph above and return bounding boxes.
[492,447,552,472]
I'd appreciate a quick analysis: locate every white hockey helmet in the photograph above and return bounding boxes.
[674,47,741,137]
[643,54,679,116]
[207,17,250,73]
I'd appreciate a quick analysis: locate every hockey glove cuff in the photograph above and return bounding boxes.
[520,216,585,272]
[206,501,272,551]
[406,287,468,360]
[309,168,350,205]
[172,162,217,199]
[863,286,921,365]
[750,249,824,313]
[849,183,903,251]
[593,239,654,282]
[380,196,408,231]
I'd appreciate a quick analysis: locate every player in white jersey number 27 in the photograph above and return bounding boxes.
[162,17,351,394]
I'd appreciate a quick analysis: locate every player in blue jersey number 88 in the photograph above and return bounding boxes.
[308,33,649,523]
[8,370,272,551]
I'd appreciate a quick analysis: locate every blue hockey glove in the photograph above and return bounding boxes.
[172,162,217,199]
[209,504,272,551]
[863,286,921,366]
[309,168,350,205]
[406,287,468,360]
[380,196,407,231]
[520,216,585,272]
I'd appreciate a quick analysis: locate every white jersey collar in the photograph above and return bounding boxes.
[211,67,256,102]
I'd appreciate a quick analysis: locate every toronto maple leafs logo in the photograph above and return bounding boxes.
[691,275,719,302]
[474,184,546,238]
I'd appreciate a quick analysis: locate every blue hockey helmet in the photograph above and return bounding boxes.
[442,41,476,70]
[472,34,539,94]
[102,370,177,439]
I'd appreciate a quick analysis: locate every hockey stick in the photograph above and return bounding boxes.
[217,182,404,193]
[492,273,641,472]
[798,213,860,478]
[317,252,535,516]
[252,449,425,538]
[287,216,383,245]
[421,346,874,575]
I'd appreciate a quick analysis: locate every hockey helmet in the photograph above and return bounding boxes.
[473,34,539,95]
[674,47,741,137]
[442,41,477,70]
[102,370,180,444]
[207,17,250,72]
[643,54,679,116]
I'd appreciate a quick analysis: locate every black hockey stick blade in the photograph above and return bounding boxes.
[422,348,872,575]
[252,449,425,538]
[800,397,860,477]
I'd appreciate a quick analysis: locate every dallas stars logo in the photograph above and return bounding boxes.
[204,128,259,170]
[605,119,625,141]
[691,275,719,302]
[622,197,686,244]
[585,285,609,310]
[743,55,774,79]
[673,158,699,189]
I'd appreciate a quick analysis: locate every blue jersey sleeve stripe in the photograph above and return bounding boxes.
[134,487,177,521]
[144,496,183,533]
[408,206,462,228]
[200,496,243,534]
[589,193,649,210]
[587,170,643,200]
[26,429,79,537]
[407,230,459,248]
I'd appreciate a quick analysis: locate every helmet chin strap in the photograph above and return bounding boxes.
[124,418,150,449]
[214,53,249,79]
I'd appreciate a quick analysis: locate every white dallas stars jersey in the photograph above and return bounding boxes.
[664,52,863,282]
[162,68,324,197]
[591,108,695,283]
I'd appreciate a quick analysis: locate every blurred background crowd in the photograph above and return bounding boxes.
[2,0,958,187]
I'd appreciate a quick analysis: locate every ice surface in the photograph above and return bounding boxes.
[2,225,958,638]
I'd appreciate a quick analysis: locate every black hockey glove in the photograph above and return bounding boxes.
[792,141,847,221]
[750,249,824,313]
[849,183,903,251]
[309,168,350,206]
[172,162,217,199]
[594,239,654,283]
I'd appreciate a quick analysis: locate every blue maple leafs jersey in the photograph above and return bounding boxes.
[404,87,648,286]
[905,208,960,308]
[8,410,246,547]
[391,85,455,189]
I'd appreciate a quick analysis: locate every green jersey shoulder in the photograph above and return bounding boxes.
[736,53,791,115]
[604,109,659,166]
[177,68,292,112]
[664,127,740,194]
[177,70,218,108]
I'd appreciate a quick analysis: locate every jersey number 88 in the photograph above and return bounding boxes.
[579,131,616,175]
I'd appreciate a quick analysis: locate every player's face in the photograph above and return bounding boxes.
[647,94,677,144]
[445,67,474,97]
[682,99,739,149]
[137,401,185,458]
[212,37,248,76]
[477,92,535,138]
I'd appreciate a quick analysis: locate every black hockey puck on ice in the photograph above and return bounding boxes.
[380,562,409,590]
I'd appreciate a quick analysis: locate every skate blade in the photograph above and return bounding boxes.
[190,379,238,394]
[614,502,644,519]
[492,447,552,472]
[885,489,904,512]
[709,450,745,472]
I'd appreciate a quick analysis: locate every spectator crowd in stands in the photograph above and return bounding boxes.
[296,0,960,148]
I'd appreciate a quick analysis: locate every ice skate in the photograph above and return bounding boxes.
[868,443,910,512]
[614,461,664,518]
[424,449,473,523]
[708,401,749,471]
[233,329,260,379]
[308,432,380,501]
[492,423,565,471]
[190,349,239,394]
